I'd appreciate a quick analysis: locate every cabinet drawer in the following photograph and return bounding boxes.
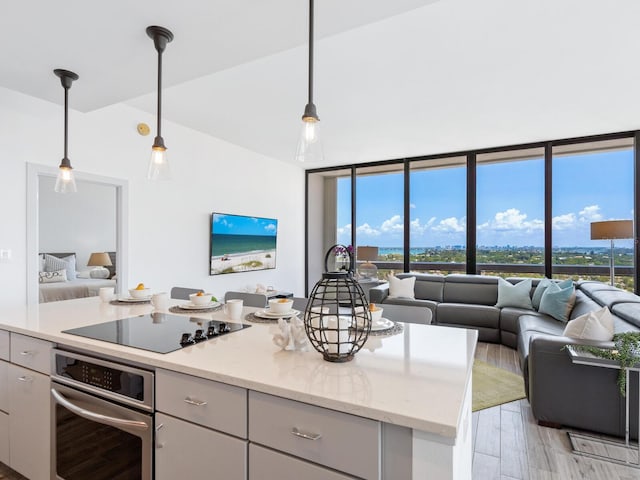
[156,413,247,480]
[249,443,355,480]
[0,330,8,361]
[0,411,7,466]
[249,391,380,480]
[156,369,247,438]
[10,333,52,374]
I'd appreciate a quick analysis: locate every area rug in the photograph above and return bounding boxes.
[472,360,526,412]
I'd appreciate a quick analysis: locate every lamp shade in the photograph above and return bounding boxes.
[590,220,633,240]
[87,252,112,267]
[357,246,379,262]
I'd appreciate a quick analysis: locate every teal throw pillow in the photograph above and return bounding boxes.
[532,278,573,311]
[495,278,533,310]
[538,282,576,322]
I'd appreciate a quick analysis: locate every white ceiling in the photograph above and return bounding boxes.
[4,0,640,168]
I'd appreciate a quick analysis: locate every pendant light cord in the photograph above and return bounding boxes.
[63,85,69,159]
[308,0,314,105]
[157,49,163,139]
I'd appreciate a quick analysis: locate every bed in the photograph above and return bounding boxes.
[39,252,117,303]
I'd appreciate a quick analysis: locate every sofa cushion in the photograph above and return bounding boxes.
[611,303,640,330]
[383,297,438,323]
[500,307,546,336]
[563,306,614,341]
[442,274,499,305]
[436,303,500,330]
[577,281,619,296]
[539,282,576,322]
[495,278,533,310]
[388,275,415,299]
[587,289,640,308]
[397,273,444,302]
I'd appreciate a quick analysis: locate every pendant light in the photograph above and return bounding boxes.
[53,69,79,193]
[146,25,174,180]
[295,0,324,163]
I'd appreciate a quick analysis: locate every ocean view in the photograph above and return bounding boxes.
[211,233,277,257]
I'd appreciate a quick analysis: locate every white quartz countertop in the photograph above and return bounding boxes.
[0,297,477,440]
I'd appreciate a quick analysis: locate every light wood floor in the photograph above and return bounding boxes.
[1,342,638,480]
[474,342,640,480]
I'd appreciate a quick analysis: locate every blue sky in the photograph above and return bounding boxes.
[337,150,634,248]
[212,213,277,236]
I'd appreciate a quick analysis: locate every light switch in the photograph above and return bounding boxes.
[0,249,11,262]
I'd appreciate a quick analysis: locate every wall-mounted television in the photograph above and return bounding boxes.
[210,213,278,275]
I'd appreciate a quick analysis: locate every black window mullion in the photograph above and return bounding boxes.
[404,160,410,273]
[634,132,640,294]
[466,153,476,274]
[544,143,552,278]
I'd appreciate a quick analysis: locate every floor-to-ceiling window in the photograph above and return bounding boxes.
[552,139,635,290]
[355,165,405,279]
[476,148,545,278]
[409,157,467,274]
[306,131,638,294]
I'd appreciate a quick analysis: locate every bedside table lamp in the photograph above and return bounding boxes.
[87,252,112,279]
[357,246,379,280]
[590,220,633,286]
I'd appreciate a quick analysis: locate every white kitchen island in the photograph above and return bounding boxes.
[0,297,477,480]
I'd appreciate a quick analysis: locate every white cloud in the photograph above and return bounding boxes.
[578,205,602,222]
[356,223,380,236]
[478,208,543,232]
[410,218,427,236]
[433,216,466,233]
[410,203,417,209]
[264,224,276,232]
[337,223,352,236]
[380,215,403,233]
[552,213,576,230]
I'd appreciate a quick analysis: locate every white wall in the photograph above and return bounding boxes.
[0,86,305,308]
[39,176,117,270]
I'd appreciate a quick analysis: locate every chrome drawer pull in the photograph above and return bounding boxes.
[19,351,33,356]
[156,423,165,449]
[183,397,207,407]
[291,427,322,441]
[17,376,33,382]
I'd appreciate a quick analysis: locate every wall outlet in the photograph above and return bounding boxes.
[0,249,11,262]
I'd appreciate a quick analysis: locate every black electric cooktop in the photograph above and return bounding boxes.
[63,313,251,354]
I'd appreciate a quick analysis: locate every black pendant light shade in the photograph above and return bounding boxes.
[146,25,174,180]
[296,0,324,163]
[53,69,79,193]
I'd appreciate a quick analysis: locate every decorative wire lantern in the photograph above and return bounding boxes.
[304,244,371,362]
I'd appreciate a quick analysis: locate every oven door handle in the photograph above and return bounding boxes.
[51,388,149,431]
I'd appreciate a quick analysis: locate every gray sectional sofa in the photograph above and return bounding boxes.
[369,273,640,439]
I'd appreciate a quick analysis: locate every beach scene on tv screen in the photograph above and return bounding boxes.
[210,213,277,275]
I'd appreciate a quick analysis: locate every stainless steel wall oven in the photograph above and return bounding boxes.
[51,349,154,480]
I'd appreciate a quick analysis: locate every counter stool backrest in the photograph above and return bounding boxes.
[171,287,204,300]
[224,291,268,308]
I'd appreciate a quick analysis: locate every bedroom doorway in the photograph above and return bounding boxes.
[26,164,129,305]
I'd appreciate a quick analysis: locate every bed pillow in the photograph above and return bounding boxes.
[39,269,67,284]
[539,282,576,322]
[563,306,614,341]
[44,254,76,280]
[388,275,416,299]
[495,278,533,309]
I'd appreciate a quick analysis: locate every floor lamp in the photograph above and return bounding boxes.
[590,220,633,286]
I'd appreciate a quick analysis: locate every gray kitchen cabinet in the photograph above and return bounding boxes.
[249,443,356,480]
[155,412,247,480]
[8,363,50,480]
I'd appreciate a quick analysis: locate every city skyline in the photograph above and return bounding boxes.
[336,149,634,249]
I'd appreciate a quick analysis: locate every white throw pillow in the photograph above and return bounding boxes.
[39,269,68,284]
[563,306,614,341]
[388,275,416,299]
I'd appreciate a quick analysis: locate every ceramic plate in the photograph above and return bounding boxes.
[357,318,394,331]
[118,296,152,303]
[254,308,301,319]
[177,302,221,310]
